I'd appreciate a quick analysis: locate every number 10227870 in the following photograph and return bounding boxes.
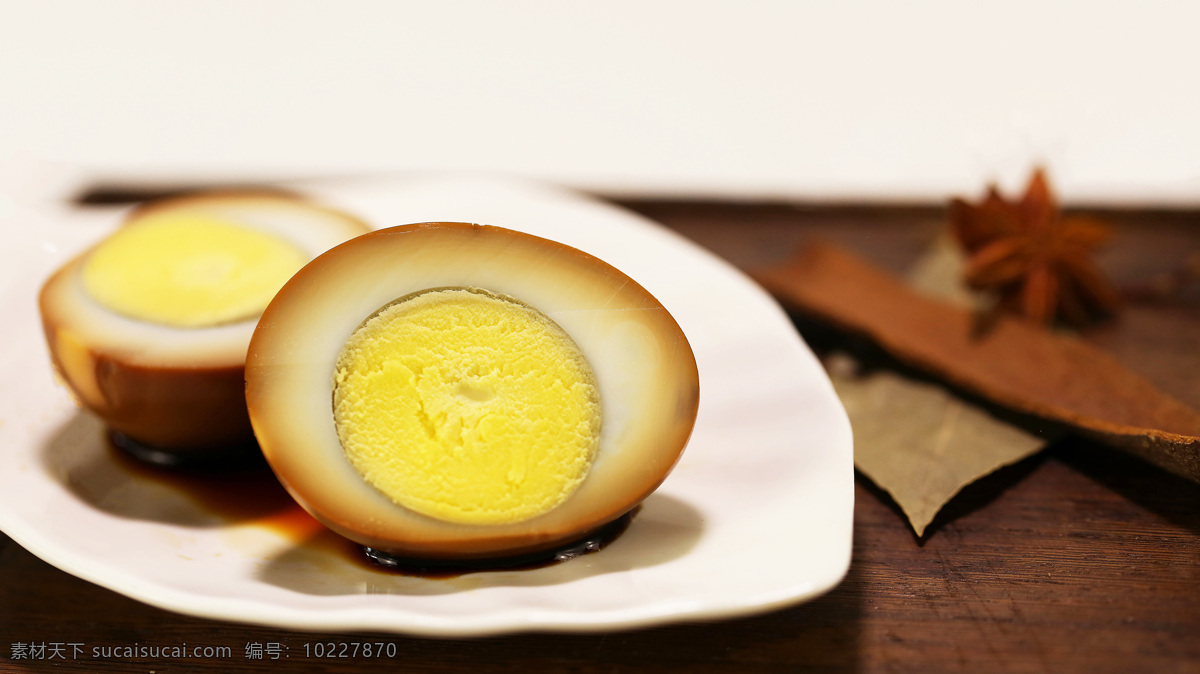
[302,642,398,658]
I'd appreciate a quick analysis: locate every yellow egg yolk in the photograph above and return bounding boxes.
[332,288,601,525]
[82,213,308,328]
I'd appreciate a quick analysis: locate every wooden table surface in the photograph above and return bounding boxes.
[2,197,1198,673]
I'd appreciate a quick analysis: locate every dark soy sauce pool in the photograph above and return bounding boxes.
[359,510,636,579]
[108,431,634,577]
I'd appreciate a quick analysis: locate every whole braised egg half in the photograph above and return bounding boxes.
[246,222,700,562]
[38,191,371,463]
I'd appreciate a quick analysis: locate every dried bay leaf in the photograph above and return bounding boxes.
[827,353,1047,536]
[842,235,1048,535]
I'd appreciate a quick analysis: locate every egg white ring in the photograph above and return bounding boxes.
[40,194,372,369]
[247,223,700,556]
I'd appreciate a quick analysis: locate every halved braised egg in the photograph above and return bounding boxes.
[38,191,371,463]
[246,222,699,561]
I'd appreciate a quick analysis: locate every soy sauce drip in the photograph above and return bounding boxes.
[360,509,638,579]
[106,430,638,577]
[109,430,266,472]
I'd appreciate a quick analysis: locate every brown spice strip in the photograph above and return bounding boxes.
[753,241,1200,483]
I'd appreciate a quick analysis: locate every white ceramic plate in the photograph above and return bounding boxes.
[0,175,853,636]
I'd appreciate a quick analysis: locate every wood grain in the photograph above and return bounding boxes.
[1,198,1197,673]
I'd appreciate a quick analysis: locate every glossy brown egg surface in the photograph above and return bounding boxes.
[246,222,700,560]
[39,191,371,458]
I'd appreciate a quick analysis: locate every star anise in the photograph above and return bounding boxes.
[949,168,1122,326]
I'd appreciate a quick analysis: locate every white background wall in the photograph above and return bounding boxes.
[2,1,1199,204]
